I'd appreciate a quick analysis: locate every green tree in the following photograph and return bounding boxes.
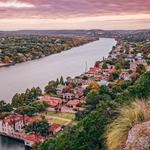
[24,120,49,137]
[44,81,57,95]
[102,62,108,69]
[30,101,48,112]
[17,105,38,116]
[12,93,24,108]
[0,100,13,112]
[86,90,100,109]
[60,76,65,85]
[136,64,146,75]
[56,78,59,85]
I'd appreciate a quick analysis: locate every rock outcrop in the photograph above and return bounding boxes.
[124,121,150,150]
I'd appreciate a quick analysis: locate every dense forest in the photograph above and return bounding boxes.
[0,35,96,65]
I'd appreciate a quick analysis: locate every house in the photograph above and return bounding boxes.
[130,61,141,71]
[1,114,24,135]
[111,52,117,59]
[56,84,65,95]
[88,67,99,74]
[24,133,44,147]
[119,72,131,80]
[39,96,62,107]
[103,67,115,73]
[106,55,113,61]
[49,123,62,135]
[98,79,109,86]
[73,87,84,99]
[125,54,135,62]
[63,93,74,100]
[0,114,33,136]
[135,53,143,61]
[67,100,80,109]
[66,77,73,83]
[73,76,83,84]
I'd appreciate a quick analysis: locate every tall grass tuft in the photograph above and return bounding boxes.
[105,100,150,150]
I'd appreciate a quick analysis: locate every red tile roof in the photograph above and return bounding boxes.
[103,68,115,73]
[3,114,33,125]
[67,100,80,106]
[24,115,34,125]
[40,96,62,107]
[3,114,23,125]
[24,133,44,142]
[49,123,61,132]
[88,67,99,73]
[130,61,141,65]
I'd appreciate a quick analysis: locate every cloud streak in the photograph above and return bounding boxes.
[0,0,150,30]
[0,0,34,8]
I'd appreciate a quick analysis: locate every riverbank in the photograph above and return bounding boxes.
[0,35,97,69]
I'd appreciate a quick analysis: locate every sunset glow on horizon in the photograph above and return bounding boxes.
[0,0,150,30]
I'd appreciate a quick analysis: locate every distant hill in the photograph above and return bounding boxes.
[0,29,150,39]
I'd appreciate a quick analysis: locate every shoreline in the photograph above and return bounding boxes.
[0,39,98,69]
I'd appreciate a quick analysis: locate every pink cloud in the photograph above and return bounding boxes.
[0,0,150,30]
[0,0,34,8]
[0,0,150,19]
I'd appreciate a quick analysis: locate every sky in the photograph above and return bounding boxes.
[0,0,150,30]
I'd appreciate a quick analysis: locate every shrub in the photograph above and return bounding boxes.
[106,100,150,150]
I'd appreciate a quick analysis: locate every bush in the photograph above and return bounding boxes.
[106,100,150,150]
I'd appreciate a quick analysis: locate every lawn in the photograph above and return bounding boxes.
[45,111,75,120]
[48,118,67,125]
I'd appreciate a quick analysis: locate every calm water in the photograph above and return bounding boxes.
[0,38,116,150]
[0,136,27,150]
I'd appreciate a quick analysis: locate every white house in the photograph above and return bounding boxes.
[98,79,109,86]
[0,114,24,137]
[63,93,74,100]
[119,72,131,81]
[56,84,65,95]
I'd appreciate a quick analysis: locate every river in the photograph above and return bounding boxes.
[0,38,116,102]
[0,38,116,149]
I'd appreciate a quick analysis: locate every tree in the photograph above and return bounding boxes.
[115,63,122,70]
[136,64,146,75]
[83,86,91,96]
[44,81,57,95]
[90,81,99,90]
[36,87,42,97]
[60,76,65,85]
[86,90,100,109]
[0,112,10,119]
[0,100,13,112]
[56,78,59,85]
[30,101,48,112]
[12,93,24,108]
[99,85,109,95]
[94,61,100,68]
[24,119,49,137]
[102,62,108,69]
[17,105,38,116]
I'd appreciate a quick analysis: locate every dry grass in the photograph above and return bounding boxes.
[106,100,150,150]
